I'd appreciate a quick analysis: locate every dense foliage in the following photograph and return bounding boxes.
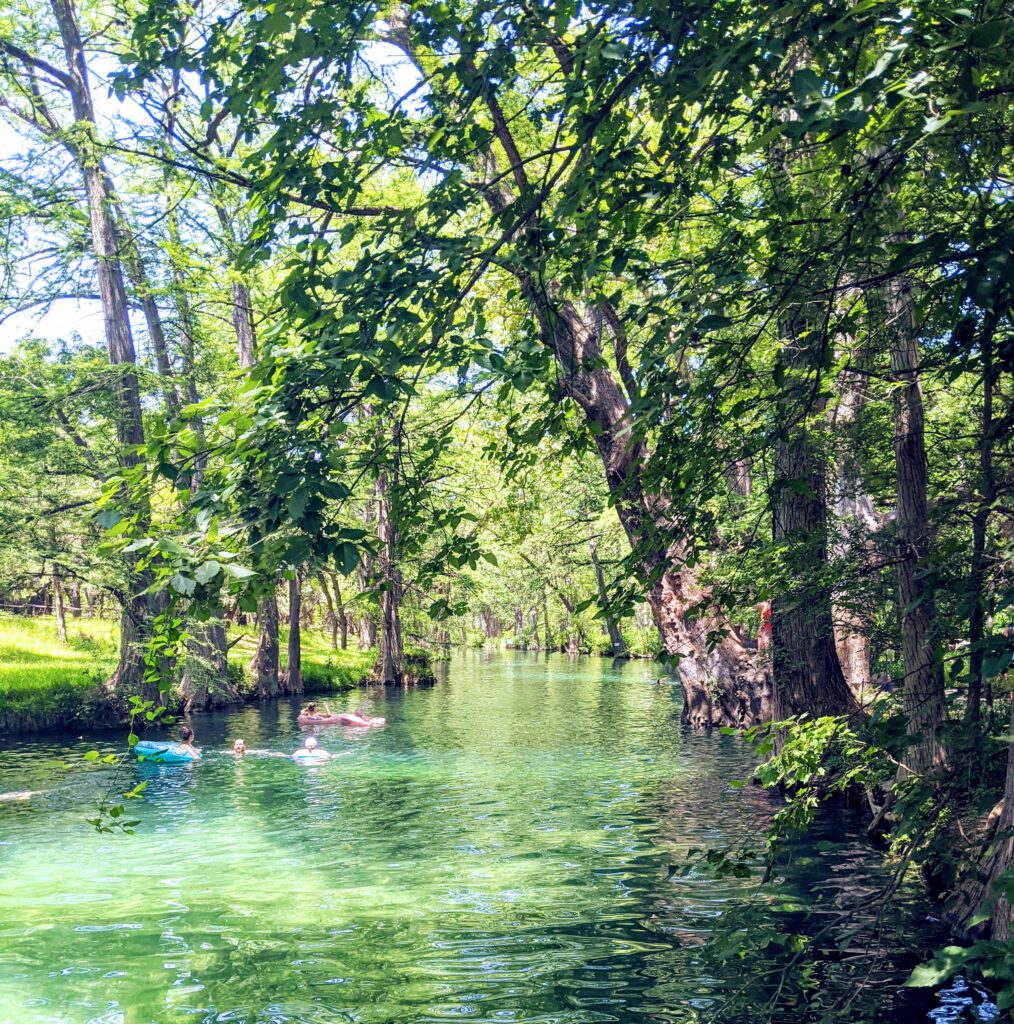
[1,0,1013,1014]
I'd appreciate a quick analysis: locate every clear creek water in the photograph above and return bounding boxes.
[0,652,988,1023]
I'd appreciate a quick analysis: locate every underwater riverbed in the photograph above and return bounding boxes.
[0,652,989,1023]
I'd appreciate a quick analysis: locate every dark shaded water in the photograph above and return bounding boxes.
[0,652,991,1022]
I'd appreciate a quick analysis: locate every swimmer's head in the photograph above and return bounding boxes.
[233,739,246,754]
[307,702,317,713]
[355,707,367,718]
[180,726,194,742]
[305,736,318,750]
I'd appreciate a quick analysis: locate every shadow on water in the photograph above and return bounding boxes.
[0,651,996,1023]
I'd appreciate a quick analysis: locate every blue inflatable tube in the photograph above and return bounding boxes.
[134,740,198,764]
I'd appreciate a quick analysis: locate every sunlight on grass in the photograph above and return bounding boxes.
[0,613,379,732]
[0,613,117,731]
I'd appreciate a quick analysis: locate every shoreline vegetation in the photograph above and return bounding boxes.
[0,612,381,734]
[0,612,654,735]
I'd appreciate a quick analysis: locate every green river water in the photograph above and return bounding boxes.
[0,653,992,1023]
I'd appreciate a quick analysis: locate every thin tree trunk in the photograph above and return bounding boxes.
[282,571,303,694]
[331,573,348,650]
[375,461,404,684]
[70,580,81,618]
[829,346,881,701]
[590,539,627,658]
[966,318,999,729]
[319,572,340,651]
[48,0,155,707]
[358,498,378,650]
[53,569,67,642]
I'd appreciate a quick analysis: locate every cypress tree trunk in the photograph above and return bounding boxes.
[53,569,67,643]
[358,498,378,650]
[590,539,627,658]
[282,572,303,694]
[945,696,1014,939]
[770,309,857,722]
[829,357,880,702]
[375,464,404,684]
[179,617,231,712]
[335,576,348,651]
[249,592,280,699]
[965,319,999,729]
[47,0,156,707]
[873,271,948,774]
[319,573,340,651]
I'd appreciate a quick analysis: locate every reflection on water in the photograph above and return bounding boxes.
[0,652,973,1022]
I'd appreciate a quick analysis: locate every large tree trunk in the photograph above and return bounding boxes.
[385,11,766,724]
[249,592,280,698]
[179,618,233,712]
[49,0,156,707]
[590,539,627,658]
[770,310,857,722]
[945,698,1014,939]
[282,572,303,694]
[873,271,948,774]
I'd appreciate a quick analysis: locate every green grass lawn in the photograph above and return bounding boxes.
[0,612,379,733]
[0,613,118,732]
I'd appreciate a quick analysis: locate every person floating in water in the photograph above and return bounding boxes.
[225,738,287,758]
[298,702,385,727]
[178,726,202,759]
[293,736,329,761]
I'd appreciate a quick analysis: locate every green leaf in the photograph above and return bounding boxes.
[904,948,969,987]
[221,564,257,579]
[195,560,221,584]
[169,573,197,597]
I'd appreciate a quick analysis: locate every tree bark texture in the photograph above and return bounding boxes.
[282,572,303,694]
[53,570,67,642]
[770,310,857,721]
[829,350,881,701]
[250,592,280,698]
[590,539,627,658]
[50,0,156,706]
[375,465,404,684]
[358,498,378,650]
[872,271,948,773]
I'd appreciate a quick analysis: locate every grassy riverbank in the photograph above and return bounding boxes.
[0,615,117,733]
[0,613,379,734]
